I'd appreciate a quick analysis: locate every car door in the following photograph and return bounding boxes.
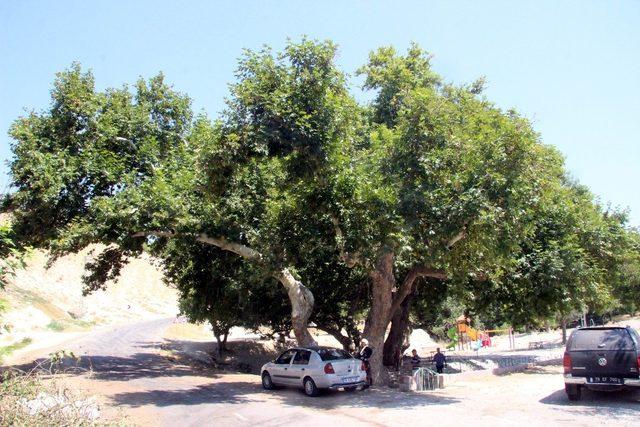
[271,349,297,385]
[288,349,311,387]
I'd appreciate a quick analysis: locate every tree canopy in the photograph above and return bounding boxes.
[6,39,639,384]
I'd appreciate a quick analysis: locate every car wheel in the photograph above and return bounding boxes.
[303,377,320,397]
[344,386,358,392]
[262,372,275,390]
[565,384,581,401]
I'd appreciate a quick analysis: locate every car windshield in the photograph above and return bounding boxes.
[570,329,635,351]
[317,348,352,361]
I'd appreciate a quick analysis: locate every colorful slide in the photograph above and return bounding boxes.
[466,326,480,341]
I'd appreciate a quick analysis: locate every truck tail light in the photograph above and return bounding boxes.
[563,352,572,374]
[637,355,640,371]
[324,363,335,374]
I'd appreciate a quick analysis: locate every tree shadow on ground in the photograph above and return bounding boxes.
[109,380,460,410]
[267,386,460,410]
[2,335,457,412]
[1,351,218,382]
[159,338,279,373]
[109,381,258,407]
[539,387,640,420]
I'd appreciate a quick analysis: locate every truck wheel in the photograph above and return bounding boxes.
[565,384,581,401]
[303,377,320,397]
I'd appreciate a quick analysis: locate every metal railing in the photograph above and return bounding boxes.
[413,367,443,391]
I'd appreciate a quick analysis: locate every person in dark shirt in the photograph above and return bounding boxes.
[357,338,373,387]
[410,349,421,370]
[433,347,446,374]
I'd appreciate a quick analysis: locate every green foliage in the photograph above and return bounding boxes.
[161,237,291,338]
[446,327,458,350]
[6,40,640,343]
[46,320,65,332]
[0,222,24,290]
[467,181,639,328]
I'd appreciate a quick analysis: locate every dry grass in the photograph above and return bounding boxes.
[0,353,122,426]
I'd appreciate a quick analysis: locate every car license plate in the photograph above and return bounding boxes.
[586,377,622,384]
[341,376,358,383]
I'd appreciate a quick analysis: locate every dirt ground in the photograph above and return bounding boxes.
[4,318,639,426]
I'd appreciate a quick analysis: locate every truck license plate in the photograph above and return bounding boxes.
[587,377,622,384]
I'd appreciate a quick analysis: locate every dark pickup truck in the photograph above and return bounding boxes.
[564,326,640,400]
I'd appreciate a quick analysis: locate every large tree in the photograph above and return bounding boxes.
[325,45,563,382]
[9,40,635,386]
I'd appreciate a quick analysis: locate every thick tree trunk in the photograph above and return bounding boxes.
[212,325,230,357]
[362,251,395,386]
[561,319,567,344]
[274,268,317,347]
[214,335,223,357]
[383,290,413,369]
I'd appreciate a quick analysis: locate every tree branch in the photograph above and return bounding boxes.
[330,215,362,268]
[132,230,176,238]
[389,266,448,317]
[133,229,317,346]
[315,323,353,350]
[195,234,263,262]
[132,230,263,262]
[446,223,469,249]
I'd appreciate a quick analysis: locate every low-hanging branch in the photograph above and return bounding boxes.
[132,229,318,346]
[132,230,263,262]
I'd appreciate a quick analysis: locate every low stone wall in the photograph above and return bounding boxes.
[452,356,563,378]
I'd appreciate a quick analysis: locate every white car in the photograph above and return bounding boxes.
[261,346,367,396]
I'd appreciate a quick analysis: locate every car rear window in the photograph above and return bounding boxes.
[317,348,352,361]
[569,329,635,351]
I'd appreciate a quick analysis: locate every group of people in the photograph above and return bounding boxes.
[410,347,447,373]
[354,339,448,388]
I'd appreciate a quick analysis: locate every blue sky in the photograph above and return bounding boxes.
[1,1,638,226]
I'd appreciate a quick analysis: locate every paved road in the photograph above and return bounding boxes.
[6,319,640,426]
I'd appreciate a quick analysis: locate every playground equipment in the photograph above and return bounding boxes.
[453,315,515,350]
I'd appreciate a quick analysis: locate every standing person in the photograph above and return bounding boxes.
[357,338,373,387]
[433,347,446,374]
[410,349,421,370]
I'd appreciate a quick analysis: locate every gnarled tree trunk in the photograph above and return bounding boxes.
[362,251,395,385]
[383,289,414,369]
[274,268,317,347]
[363,260,448,385]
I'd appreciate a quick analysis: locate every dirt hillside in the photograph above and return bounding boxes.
[0,245,179,357]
